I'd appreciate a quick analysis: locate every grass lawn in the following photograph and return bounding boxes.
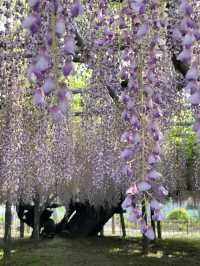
[0,236,200,266]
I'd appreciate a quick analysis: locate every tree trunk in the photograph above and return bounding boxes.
[150,208,156,240]
[32,197,40,241]
[119,210,126,238]
[112,215,115,235]
[3,201,12,266]
[142,199,149,254]
[157,221,162,240]
[17,201,123,238]
[19,220,24,239]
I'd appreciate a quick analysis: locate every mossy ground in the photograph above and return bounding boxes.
[0,236,200,266]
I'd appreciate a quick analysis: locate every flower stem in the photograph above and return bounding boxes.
[138,44,145,181]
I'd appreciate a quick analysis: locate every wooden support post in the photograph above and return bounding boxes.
[20,220,24,239]
[120,210,126,238]
[157,221,162,240]
[100,228,104,237]
[142,199,149,254]
[33,196,40,241]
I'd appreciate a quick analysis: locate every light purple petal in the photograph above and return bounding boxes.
[179,0,193,16]
[126,183,138,195]
[137,181,151,192]
[133,133,140,145]
[152,210,164,221]
[121,148,133,161]
[121,111,131,122]
[122,165,133,177]
[27,65,37,81]
[127,211,138,223]
[71,1,83,17]
[148,154,160,165]
[196,129,200,141]
[22,14,41,33]
[58,100,68,114]
[144,226,155,240]
[64,37,75,55]
[153,142,161,155]
[29,0,39,8]
[43,78,54,95]
[183,32,195,48]
[189,91,200,105]
[147,170,161,180]
[63,62,73,77]
[35,55,50,72]
[131,115,140,130]
[56,17,65,35]
[121,132,134,144]
[126,99,135,110]
[186,64,198,81]
[137,23,149,39]
[158,185,168,196]
[172,28,182,41]
[121,196,132,209]
[150,198,163,210]
[34,88,44,106]
[23,15,36,28]
[177,49,192,62]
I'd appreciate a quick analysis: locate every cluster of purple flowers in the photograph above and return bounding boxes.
[172,0,200,139]
[120,0,168,240]
[23,0,82,120]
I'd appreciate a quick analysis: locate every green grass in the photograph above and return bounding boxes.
[0,236,200,266]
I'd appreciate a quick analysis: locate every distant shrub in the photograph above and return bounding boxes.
[0,216,4,224]
[167,208,190,221]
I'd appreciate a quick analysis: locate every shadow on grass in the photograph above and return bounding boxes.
[0,236,200,266]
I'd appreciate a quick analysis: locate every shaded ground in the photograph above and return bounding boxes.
[0,236,200,266]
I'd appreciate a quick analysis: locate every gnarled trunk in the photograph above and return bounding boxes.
[3,201,12,266]
[17,200,123,238]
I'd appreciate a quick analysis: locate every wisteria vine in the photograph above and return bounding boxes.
[120,0,169,240]
[172,1,200,139]
[1,0,200,245]
[23,0,82,119]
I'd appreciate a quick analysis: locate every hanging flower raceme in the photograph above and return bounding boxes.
[172,0,200,139]
[120,0,168,240]
[66,0,132,207]
[22,0,83,120]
